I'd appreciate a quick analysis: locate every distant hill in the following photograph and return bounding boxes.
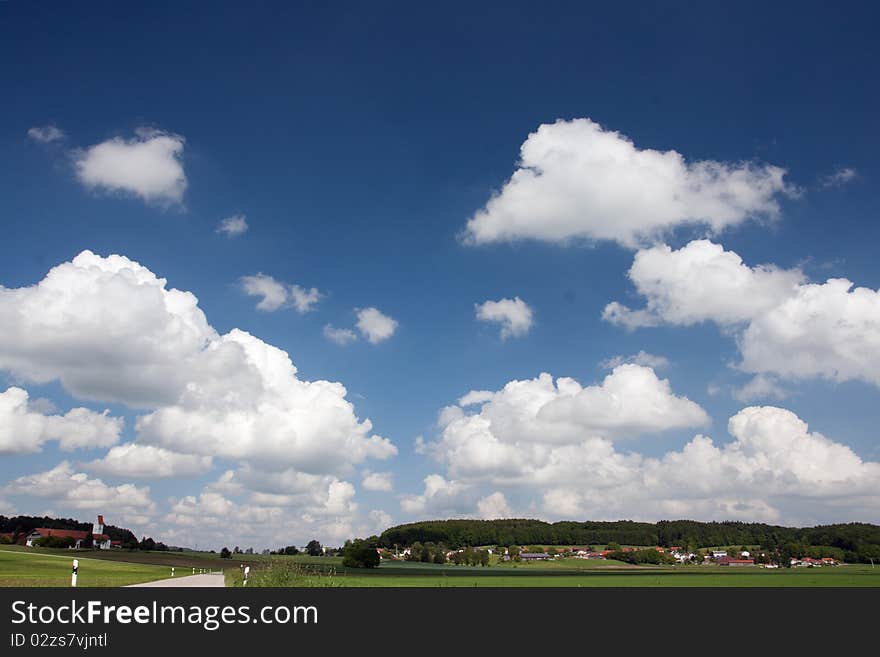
[0,515,138,547]
[377,518,880,563]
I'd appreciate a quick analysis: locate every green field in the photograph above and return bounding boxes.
[3,546,878,587]
[224,555,880,587]
[0,546,175,587]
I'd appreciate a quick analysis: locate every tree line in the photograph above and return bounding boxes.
[376,519,880,564]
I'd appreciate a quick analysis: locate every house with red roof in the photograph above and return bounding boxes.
[25,515,112,550]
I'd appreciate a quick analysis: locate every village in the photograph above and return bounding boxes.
[380,544,842,568]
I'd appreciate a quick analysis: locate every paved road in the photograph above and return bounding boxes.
[128,572,225,587]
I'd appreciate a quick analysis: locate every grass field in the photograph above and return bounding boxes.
[224,555,880,587]
[0,546,175,587]
[3,545,878,587]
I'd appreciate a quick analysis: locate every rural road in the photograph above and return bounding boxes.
[128,572,226,587]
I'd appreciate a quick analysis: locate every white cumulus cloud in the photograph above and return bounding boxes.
[0,387,122,454]
[604,239,880,388]
[0,250,396,478]
[73,128,187,206]
[602,239,804,329]
[84,444,213,479]
[355,307,398,344]
[464,118,793,248]
[476,492,511,520]
[240,273,322,313]
[411,403,880,525]
[2,462,155,516]
[361,470,393,492]
[424,365,708,482]
[475,297,534,339]
[400,475,472,516]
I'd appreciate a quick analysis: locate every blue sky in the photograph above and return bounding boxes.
[1,2,878,549]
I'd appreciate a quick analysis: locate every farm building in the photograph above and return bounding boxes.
[717,557,756,566]
[25,514,112,550]
[25,528,90,548]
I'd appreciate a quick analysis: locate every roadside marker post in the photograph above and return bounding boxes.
[243,566,250,587]
[71,559,78,588]
[171,567,175,577]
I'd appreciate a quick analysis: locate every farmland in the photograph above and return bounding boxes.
[0,546,173,587]
[3,545,878,587]
[223,554,880,587]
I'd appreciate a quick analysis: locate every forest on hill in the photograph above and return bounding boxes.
[376,519,880,563]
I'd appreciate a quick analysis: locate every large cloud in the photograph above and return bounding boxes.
[423,365,708,481]
[464,119,793,248]
[159,467,377,548]
[134,328,395,474]
[739,279,880,386]
[2,462,155,517]
[73,128,187,205]
[400,475,474,516]
[602,239,804,328]
[0,250,395,477]
[0,251,212,407]
[410,405,880,525]
[361,470,393,492]
[604,239,880,388]
[0,387,122,454]
[84,444,212,479]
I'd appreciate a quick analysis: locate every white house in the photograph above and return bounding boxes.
[91,515,111,550]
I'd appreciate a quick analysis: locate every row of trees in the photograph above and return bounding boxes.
[380,519,657,549]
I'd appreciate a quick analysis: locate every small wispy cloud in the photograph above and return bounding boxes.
[820,167,858,188]
[216,214,249,237]
[600,350,670,370]
[323,324,358,346]
[27,125,65,143]
[240,273,322,313]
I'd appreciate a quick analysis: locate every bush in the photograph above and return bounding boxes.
[606,548,675,565]
[37,535,76,549]
[342,542,380,568]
